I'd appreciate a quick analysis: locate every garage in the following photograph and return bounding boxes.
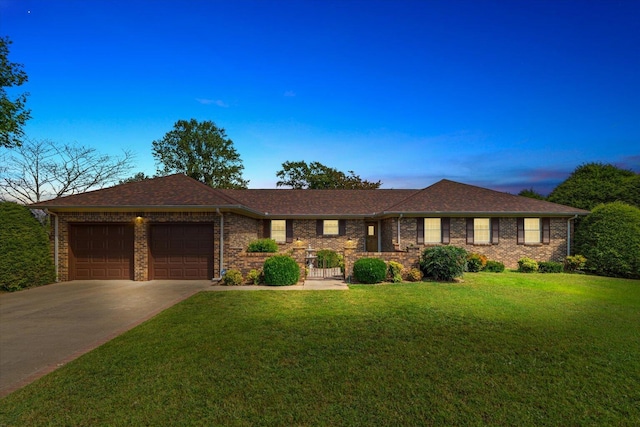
[69,224,134,280]
[149,224,214,280]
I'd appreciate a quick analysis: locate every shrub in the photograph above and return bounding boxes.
[316,249,343,269]
[263,255,300,286]
[246,269,262,285]
[0,203,56,292]
[466,252,488,272]
[247,238,278,253]
[517,257,538,273]
[419,246,467,281]
[484,260,505,273]
[564,254,587,273]
[538,261,564,273]
[405,268,423,282]
[352,258,387,284]
[221,269,243,286]
[575,202,640,279]
[388,261,404,283]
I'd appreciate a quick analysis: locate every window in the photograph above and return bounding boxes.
[474,218,490,244]
[323,220,339,235]
[271,220,286,243]
[424,218,441,243]
[524,218,541,244]
[368,225,375,236]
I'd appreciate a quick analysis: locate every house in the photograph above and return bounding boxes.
[30,174,589,281]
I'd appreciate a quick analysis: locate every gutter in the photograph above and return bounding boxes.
[46,210,59,282]
[397,214,403,249]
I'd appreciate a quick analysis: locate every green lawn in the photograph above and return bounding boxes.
[1,272,639,426]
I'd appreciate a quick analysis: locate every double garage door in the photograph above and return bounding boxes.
[69,224,213,280]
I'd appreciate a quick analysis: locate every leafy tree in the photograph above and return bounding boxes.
[548,163,639,210]
[152,119,248,189]
[276,160,381,189]
[575,202,640,279]
[1,36,31,148]
[518,188,546,200]
[119,172,152,184]
[0,139,134,203]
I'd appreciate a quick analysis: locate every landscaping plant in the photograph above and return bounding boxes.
[484,260,505,273]
[221,269,243,286]
[419,246,467,281]
[466,252,488,272]
[387,261,404,283]
[564,254,587,273]
[263,255,299,286]
[246,269,262,285]
[352,258,387,284]
[517,257,538,273]
[538,261,564,273]
[247,238,279,253]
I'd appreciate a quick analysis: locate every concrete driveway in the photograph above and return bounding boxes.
[0,280,212,397]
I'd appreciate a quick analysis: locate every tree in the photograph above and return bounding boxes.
[1,36,31,148]
[276,160,381,189]
[152,119,248,189]
[119,172,152,184]
[0,139,134,203]
[518,188,546,200]
[548,163,639,210]
[575,202,640,279]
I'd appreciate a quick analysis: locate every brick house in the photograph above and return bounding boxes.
[30,174,589,282]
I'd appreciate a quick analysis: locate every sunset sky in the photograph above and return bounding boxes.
[2,0,638,193]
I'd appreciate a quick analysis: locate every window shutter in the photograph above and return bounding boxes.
[316,219,323,236]
[416,218,424,244]
[542,218,550,244]
[517,218,524,245]
[491,218,499,244]
[263,219,271,238]
[442,217,450,244]
[466,218,474,244]
[286,220,294,243]
[338,220,346,236]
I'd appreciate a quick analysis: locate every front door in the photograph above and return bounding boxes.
[366,222,378,252]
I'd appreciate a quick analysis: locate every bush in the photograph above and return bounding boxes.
[538,261,564,273]
[419,246,467,281]
[221,269,243,286]
[247,238,278,253]
[316,249,343,269]
[517,257,538,273]
[484,260,505,273]
[564,255,587,273]
[388,261,404,283]
[0,203,56,292]
[405,268,424,282]
[352,258,387,284]
[263,255,300,286]
[575,202,640,279]
[246,269,262,285]
[466,253,488,272]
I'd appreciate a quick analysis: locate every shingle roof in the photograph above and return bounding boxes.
[30,174,589,216]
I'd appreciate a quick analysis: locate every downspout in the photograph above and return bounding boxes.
[214,208,224,281]
[567,215,578,256]
[377,219,382,252]
[47,210,59,282]
[397,214,403,249]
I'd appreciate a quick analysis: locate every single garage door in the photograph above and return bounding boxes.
[150,224,214,280]
[69,224,134,280]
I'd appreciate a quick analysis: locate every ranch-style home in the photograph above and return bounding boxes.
[30,173,589,282]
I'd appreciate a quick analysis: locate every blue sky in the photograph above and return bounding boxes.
[2,0,638,193]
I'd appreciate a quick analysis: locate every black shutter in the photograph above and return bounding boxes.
[466,218,474,244]
[417,218,424,244]
[263,219,271,238]
[491,218,499,244]
[442,217,450,244]
[286,220,294,243]
[316,219,323,236]
[542,218,550,244]
[338,220,346,236]
[517,218,524,245]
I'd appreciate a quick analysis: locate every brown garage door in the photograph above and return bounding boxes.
[69,224,134,280]
[150,224,214,280]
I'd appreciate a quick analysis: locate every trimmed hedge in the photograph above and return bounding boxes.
[221,269,243,286]
[575,202,640,278]
[484,260,505,273]
[517,257,538,273]
[420,246,467,281]
[538,261,564,273]
[247,238,278,253]
[352,258,387,284]
[0,203,56,291]
[263,255,300,286]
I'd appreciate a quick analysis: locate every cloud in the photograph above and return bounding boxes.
[196,98,229,107]
[283,90,296,97]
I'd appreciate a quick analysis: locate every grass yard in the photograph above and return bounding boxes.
[1,272,639,426]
